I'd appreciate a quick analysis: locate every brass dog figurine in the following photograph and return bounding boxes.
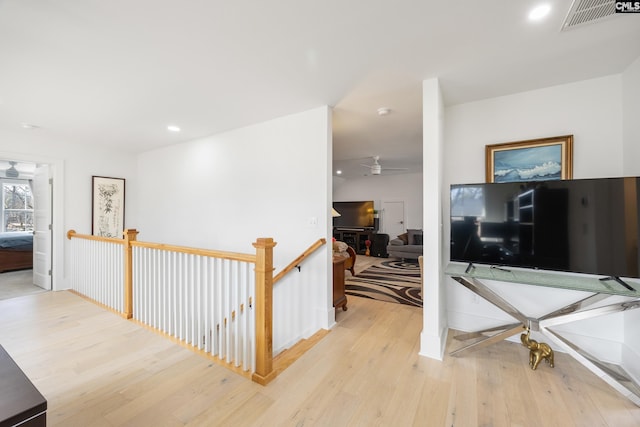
[520,330,554,370]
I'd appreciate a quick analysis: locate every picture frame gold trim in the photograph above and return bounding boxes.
[485,135,573,183]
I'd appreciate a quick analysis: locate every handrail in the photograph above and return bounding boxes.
[66,228,327,385]
[273,238,326,285]
[66,229,125,245]
[130,240,257,264]
[68,230,255,263]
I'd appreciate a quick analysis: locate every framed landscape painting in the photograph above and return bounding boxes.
[92,176,125,237]
[485,135,573,183]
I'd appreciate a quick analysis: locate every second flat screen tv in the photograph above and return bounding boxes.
[333,201,374,229]
[450,177,640,279]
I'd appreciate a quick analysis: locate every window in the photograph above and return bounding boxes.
[3,182,33,232]
[450,186,485,219]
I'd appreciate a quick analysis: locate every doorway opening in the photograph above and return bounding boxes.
[0,159,52,301]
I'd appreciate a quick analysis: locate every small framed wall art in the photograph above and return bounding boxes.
[485,135,573,183]
[92,176,125,237]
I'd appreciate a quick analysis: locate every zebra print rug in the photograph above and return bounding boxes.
[345,259,422,307]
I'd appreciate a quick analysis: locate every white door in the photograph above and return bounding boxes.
[382,201,405,238]
[33,165,52,290]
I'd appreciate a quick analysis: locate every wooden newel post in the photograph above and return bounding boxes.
[123,229,139,319]
[252,237,277,385]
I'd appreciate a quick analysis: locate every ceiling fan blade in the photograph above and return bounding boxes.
[383,167,409,171]
[360,164,373,168]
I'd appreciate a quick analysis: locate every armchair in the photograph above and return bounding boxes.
[333,241,357,275]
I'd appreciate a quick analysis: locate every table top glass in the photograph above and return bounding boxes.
[445,263,640,297]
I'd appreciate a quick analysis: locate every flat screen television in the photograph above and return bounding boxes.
[333,201,375,229]
[450,177,640,280]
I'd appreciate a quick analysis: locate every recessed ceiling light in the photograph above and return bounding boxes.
[167,125,181,132]
[21,123,41,130]
[336,170,342,175]
[529,4,551,21]
[377,107,391,116]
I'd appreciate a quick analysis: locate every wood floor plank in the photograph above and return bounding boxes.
[445,352,477,426]
[498,343,544,427]
[1,289,639,426]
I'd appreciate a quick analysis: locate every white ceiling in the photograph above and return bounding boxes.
[1,1,639,179]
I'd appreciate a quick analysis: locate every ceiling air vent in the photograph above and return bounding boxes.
[561,0,616,31]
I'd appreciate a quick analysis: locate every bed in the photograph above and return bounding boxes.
[0,231,33,273]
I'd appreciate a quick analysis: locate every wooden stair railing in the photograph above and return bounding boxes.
[67,229,327,385]
[273,238,327,284]
[251,238,276,385]
[123,229,139,319]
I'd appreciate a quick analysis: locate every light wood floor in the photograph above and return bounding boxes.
[2,286,640,425]
[0,269,47,301]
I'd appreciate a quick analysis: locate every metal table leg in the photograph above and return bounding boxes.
[450,275,640,406]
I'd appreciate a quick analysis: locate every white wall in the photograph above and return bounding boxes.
[445,74,623,185]
[622,56,640,176]
[444,75,626,363]
[0,129,138,290]
[621,55,640,382]
[333,172,423,232]
[421,78,447,359]
[136,106,332,353]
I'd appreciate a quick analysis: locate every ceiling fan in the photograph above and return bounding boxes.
[5,161,19,178]
[360,156,408,175]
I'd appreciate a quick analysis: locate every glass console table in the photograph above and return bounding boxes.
[445,262,640,406]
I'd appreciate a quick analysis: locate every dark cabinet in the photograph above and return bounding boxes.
[332,257,347,311]
[333,229,373,255]
[333,229,389,257]
[0,345,47,427]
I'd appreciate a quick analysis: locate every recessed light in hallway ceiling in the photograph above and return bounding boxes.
[21,123,41,130]
[529,4,551,21]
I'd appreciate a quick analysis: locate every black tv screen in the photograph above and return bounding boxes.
[333,201,374,229]
[450,177,640,279]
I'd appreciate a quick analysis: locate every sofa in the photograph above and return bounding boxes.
[387,229,423,260]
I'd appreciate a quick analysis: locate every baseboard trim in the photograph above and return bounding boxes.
[419,327,448,360]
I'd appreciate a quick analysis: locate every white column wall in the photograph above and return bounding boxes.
[420,78,446,359]
[136,106,332,353]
